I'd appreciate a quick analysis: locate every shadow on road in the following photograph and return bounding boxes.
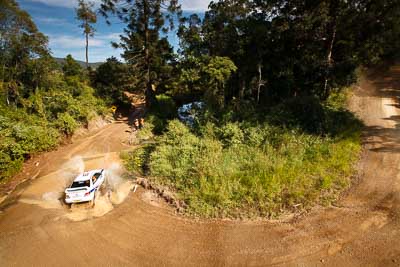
[361,65,400,153]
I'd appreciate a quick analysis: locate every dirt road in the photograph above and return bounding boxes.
[1,66,400,266]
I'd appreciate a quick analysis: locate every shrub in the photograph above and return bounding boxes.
[145,114,165,135]
[218,122,244,147]
[122,145,155,176]
[135,118,157,143]
[152,94,177,119]
[269,96,327,134]
[55,113,78,136]
[0,151,23,180]
[125,92,362,218]
[11,123,59,152]
[0,107,60,181]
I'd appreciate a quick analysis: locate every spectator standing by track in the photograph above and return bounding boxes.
[139,118,145,129]
[134,118,140,131]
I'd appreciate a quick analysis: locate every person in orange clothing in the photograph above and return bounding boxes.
[140,118,145,129]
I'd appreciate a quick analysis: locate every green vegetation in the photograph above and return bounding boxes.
[0,1,107,181]
[0,102,59,179]
[112,0,398,217]
[91,57,134,104]
[100,0,181,107]
[0,63,107,181]
[125,92,362,218]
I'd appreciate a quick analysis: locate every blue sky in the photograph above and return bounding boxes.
[17,0,210,62]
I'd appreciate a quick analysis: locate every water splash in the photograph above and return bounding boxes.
[103,162,133,205]
[23,153,133,221]
[62,155,85,174]
[59,156,85,188]
[104,162,123,190]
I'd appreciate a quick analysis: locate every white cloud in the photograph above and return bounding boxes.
[89,47,123,62]
[48,32,123,61]
[97,33,121,41]
[49,35,105,49]
[181,0,210,11]
[51,46,122,62]
[27,0,102,8]
[28,0,211,11]
[48,32,121,49]
[36,17,70,25]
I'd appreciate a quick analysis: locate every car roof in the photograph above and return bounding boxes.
[74,169,103,182]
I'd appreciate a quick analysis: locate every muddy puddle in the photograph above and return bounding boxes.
[18,154,134,221]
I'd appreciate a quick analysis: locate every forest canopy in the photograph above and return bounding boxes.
[116,0,399,217]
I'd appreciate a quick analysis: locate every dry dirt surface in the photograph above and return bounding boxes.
[2,66,400,266]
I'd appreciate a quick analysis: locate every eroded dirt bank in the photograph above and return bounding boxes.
[1,66,400,266]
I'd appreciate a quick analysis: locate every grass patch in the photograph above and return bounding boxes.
[125,91,362,218]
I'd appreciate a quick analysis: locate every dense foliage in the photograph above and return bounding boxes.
[0,1,107,181]
[125,92,362,218]
[100,0,182,106]
[91,57,135,103]
[176,0,400,104]
[118,0,399,217]
[96,0,400,110]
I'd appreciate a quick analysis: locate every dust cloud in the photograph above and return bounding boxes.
[19,154,134,221]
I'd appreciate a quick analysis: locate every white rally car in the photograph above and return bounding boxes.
[65,169,105,204]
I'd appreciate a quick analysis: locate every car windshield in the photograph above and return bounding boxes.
[70,180,90,188]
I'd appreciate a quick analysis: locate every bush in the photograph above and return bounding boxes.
[218,122,244,147]
[144,114,166,135]
[122,145,155,176]
[125,92,362,218]
[269,96,327,134]
[0,151,22,180]
[11,123,59,152]
[0,74,107,181]
[150,94,177,120]
[55,113,78,136]
[0,106,60,181]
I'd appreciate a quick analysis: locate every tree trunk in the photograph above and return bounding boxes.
[0,63,6,105]
[0,63,4,83]
[239,72,245,99]
[85,31,89,69]
[256,62,262,104]
[143,0,156,107]
[220,82,225,109]
[323,19,337,100]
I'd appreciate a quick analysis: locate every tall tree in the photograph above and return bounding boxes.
[0,0,49,103]
[93,56,134,101]
[62,54,83,77]
[100,0,181,107]
[177,13,204,57]
[194,0,400,103]
[76,0,97,69]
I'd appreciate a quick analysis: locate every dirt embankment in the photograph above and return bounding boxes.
[1,66,400,266]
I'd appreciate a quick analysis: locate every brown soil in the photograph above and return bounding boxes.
[1,66,400,266]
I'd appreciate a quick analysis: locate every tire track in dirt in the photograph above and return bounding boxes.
[1,66,400,266]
